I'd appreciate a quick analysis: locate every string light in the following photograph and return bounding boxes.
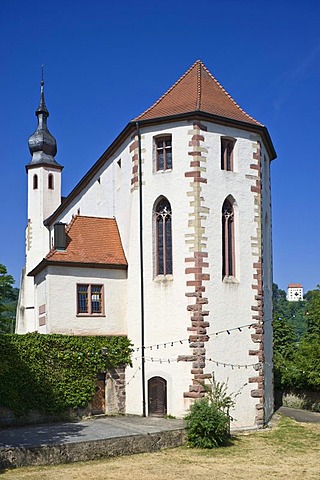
[132,318,273,352]
[131,355,262,370]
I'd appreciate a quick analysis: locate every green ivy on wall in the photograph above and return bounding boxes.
[0,333,132,416]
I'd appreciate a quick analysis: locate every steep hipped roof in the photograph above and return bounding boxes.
[44,62,276,227]
[135,60,262,126]
[28,216,127,276]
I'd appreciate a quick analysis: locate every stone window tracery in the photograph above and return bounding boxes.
[222,198,235,278]
[155,198,172,275]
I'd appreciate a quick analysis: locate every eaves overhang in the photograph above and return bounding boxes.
[44,111,276,227]
[28,259,128,277]
[26,162,64,173]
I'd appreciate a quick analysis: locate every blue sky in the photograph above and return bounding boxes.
[0,0,319,292]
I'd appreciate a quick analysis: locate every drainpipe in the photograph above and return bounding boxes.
[136,122,146,417]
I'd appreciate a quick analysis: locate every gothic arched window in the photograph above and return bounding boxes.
[221,138,235,171]
[155,198,172,275]
[33,174,38,190]
[222,198,235,278]
[48,173,54,190]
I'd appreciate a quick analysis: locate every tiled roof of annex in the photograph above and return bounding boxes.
[134,60,262,126]
[288,283,303,288]
[46,215,127,267]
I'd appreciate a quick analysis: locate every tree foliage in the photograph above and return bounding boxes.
[0,263,18,333]
[273,284,320,392]
[0,333,132,416]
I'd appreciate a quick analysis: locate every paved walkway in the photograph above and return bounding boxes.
[277,406,320,424]
[0,415,185,449]
[1,407,319,450]
[0,416,186,469]
[1,407,319,469]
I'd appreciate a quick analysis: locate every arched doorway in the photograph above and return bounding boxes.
[148,376,167,417]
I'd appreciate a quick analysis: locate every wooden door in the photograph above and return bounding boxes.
[148,376,167,417]
[91,372,106,415]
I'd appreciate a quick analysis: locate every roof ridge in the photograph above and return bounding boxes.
[73,215,116,221]
[200,62,263,126]
[134,60,200,121]
[196,60,201,111]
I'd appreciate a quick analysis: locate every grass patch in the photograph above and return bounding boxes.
[1,416,320,479]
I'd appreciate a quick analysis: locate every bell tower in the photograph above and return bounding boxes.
[16,71,63,333]
[26,70,63,268]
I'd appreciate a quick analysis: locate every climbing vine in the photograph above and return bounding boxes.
[0,333,132,416]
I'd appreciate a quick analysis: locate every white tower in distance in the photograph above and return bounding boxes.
[287,283,304,301]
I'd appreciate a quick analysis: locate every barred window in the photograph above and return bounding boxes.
[77,284,104,315]
[155,198,172,275]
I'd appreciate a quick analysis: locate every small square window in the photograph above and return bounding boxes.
[155,136,172,171]
[77,284,104,316]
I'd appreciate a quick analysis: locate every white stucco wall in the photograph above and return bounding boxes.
[20,116,274,427]
[261,148,274,422]
[16,166,62,333]
[122,121,273,426]
[33,266,127,335]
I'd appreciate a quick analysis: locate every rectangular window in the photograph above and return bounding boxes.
[155,136,172,171]
[77,284,104,316]
[221,138,234,171]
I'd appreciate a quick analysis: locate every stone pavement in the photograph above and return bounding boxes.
[0,415,185,448]
[0,416,186,470]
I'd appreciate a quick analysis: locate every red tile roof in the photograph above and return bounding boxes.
[134,60,262,126]
[288,283,303,288]
[28,216,127,276]
[46,216,127,266]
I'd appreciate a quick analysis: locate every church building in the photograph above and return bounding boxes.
[16,61,276,429]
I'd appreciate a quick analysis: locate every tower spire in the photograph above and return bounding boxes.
[27,67,62,170]
[36,65,48,116]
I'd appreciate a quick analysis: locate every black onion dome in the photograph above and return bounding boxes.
[27,80,62,169]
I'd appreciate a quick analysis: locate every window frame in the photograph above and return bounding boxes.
[154,197,173,277]
[221,137,235,171]
[76,284,105,317]
[155,135,173,171]
[222,198,235,279]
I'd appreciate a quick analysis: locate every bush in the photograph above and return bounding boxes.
[185,375,236,448]
[185,398,230,448]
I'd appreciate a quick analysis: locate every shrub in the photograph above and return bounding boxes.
[185,375,236,448]
[185,398,230,448]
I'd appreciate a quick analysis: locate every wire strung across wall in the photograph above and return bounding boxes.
[126,364,142,386]
[133,317,273,353]
[131,355,262,370]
